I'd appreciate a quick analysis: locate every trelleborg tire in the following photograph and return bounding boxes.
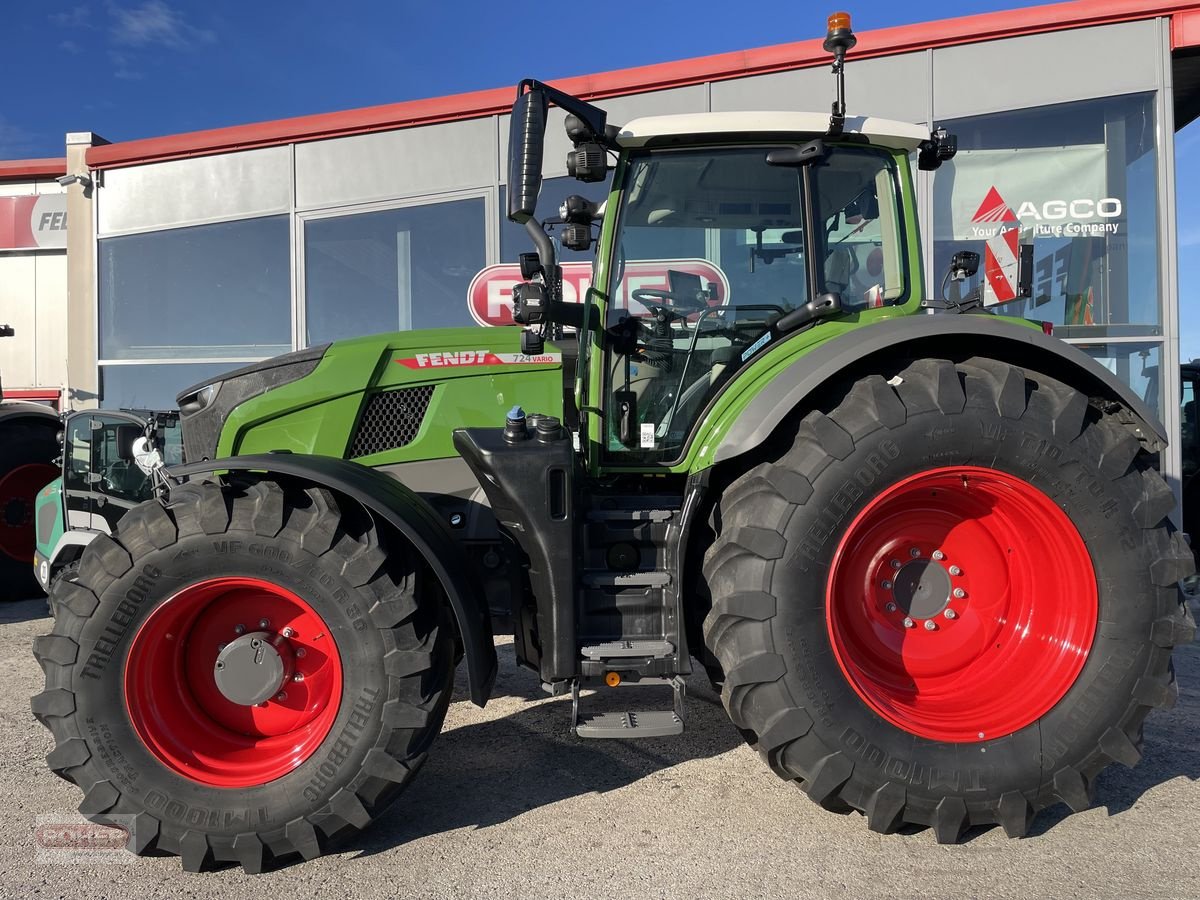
[0,419,57,601]
[33,478,454,872]
[702,357,1196,841]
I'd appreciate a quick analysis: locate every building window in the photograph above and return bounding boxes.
[933,93,1159,338]
[99,361,240,411]
[304,197,484,346]
[98,216,291,360]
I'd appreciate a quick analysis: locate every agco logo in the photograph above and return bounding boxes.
[970,186,1122,239]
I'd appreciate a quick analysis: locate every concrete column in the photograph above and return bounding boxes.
[63,131,106,409]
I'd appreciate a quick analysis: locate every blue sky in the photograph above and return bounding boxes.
[3,1,1197,358]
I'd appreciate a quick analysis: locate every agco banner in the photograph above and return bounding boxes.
[0,195,67,250]
[934,145,1118,243]
[467,259,730,327]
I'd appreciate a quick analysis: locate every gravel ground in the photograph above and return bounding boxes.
[1,594,1197,900]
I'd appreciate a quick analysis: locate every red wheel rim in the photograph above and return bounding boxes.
[0,463,57,562]
[124,577,343,787]
[826,466,1097,743]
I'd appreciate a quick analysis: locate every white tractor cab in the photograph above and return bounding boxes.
[33,410,180,597]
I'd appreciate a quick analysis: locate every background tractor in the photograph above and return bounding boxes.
[0,322,59,602]
[32,409,180,605]
[32,13,1196,873]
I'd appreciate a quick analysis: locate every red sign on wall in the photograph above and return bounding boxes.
[0,195,67,250]
[466,258,730,327]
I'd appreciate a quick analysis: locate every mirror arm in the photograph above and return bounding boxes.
[520,79,614,149]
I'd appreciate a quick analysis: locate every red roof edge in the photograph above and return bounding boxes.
[86,0,1200,170]
[0,158,67,182]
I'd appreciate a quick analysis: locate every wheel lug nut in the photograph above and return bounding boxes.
[902,617,915,629]
[944,609,957,620]
[296,647,307,658]
[275,691,287,702]
[259,618,270,629]
[924,620,937,631]
[909,547,921,558]
[949,565,962,576]
[217,643,227,651]
[881,580,892,590]
[953,588,966,599]
[281,627,295,638]
[885,602,897,612]
[890,559,902,570]
[932,550,945,560]
[233,624,245,635]
[292,672,304,682]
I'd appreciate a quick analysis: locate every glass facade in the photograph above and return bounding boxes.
[99,362,240,411]
[98,216,291,361]
[932,94,1160,336]
[304,197,485,345]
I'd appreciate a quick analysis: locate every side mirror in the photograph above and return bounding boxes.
[116,424,142,462]
[508,87,548,224]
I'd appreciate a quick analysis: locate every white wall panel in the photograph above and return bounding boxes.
[933,21,1159,120]
[98,146,291,236]
[498,85,708,182]
[34,254,68,387]
[710,52,929,125]
[0,255,37,386]
[296,118,495,209]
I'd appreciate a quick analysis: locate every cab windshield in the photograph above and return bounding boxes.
[602,143,906,460]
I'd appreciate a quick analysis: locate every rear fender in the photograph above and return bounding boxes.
[167,454,497,706]
[713,316,1166,466]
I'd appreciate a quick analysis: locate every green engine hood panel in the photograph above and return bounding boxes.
[217,327,566,465]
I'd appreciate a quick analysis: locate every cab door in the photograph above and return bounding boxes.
[61,412,151,534]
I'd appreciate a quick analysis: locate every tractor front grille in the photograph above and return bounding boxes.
[347,385,434,458]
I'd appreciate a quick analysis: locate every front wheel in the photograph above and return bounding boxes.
[703,358,1195,841]
[33,479,454,871]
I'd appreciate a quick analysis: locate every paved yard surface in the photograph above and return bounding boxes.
[1,594,1197,899]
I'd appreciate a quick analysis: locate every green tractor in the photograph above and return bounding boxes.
[32,15,1195,873]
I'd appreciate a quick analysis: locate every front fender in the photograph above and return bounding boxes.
[167,454,497,706]
[712,315,1166,465]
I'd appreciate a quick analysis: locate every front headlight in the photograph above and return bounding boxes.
[178,381,222,416]
[175,345,329,461]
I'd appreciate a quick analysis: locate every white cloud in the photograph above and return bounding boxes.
[108,1,215,49]
[50,6,93,29]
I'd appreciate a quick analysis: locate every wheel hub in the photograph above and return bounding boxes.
[124,576,343,787]
[213,631,294,706]
[826,466,1098,743]
[891,558,952,619]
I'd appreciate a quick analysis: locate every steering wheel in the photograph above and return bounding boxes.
[632,287,708,313]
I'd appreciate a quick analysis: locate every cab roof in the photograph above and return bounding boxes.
[615,112,929,152]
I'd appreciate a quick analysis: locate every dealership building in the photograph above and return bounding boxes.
[2,0,1199,484]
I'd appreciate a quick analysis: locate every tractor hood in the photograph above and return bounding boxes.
[177,327,566,465]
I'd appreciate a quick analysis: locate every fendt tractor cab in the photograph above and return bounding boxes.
[0,322,58,602]
[33,14,1195,873]
[32,410,181,601]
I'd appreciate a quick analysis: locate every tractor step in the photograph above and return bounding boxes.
[575,710,683,738]
[581,571,670,587]
[586,508,675,523]
[580,639,674,659]
[571,676,686,739]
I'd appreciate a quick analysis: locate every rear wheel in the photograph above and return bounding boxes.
[703,358,1195,841]
[33,478,454,871]
[0,419,57,601]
